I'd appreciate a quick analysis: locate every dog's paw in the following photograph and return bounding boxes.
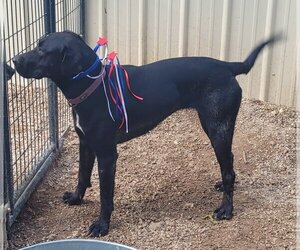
[63,191,82,205]
[88,219,109,237]
[213,204,233,220]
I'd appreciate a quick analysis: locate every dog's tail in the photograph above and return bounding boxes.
[227,33,282,76]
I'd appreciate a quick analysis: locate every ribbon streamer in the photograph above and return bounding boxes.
[77,37,143,133]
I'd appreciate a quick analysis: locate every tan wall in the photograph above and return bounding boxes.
[85,0,297,108]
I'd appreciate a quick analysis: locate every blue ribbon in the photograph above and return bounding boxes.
[72,56,100,80]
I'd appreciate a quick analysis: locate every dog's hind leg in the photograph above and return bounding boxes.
[214,152,234,192]
[63,134,95,205]
[196,78,242,220]
[209,126,236,220]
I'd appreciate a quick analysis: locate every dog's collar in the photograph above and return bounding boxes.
[68,66,106,107]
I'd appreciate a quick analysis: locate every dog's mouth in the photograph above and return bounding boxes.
[31,73,44,79]
[20,72,43,80]
[14,66,44,80]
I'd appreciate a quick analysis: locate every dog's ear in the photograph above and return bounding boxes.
[60,46,83,78]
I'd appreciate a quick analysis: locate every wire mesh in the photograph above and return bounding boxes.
[5,0,50,201]
[4,0,82,215]
[55,0,81,137]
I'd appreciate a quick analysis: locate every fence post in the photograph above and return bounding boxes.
[45,0,59,150]
[1,3,8,248]
[0,27,6,250]
[1,1,13,247]
[2,60,13,250]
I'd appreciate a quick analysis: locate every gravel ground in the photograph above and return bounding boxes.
[8,98,297,250]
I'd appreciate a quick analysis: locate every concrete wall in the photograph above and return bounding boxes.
[85,0,297,108]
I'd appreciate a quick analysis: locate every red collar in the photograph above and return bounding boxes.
[68,67,106,107]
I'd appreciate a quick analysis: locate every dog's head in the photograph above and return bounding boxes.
[5,63,15,81]
[13,31,98,82]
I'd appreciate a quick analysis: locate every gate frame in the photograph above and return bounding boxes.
[1,1,11,248]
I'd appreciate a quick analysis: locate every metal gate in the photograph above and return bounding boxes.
[1,0,84,240]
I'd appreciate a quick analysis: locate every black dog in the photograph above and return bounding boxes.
[13,31,279,237]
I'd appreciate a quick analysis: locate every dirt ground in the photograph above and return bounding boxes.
[8,98,297,250]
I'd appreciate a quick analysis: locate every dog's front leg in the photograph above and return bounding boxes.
[63,136,95,205]
[88,148,117,237]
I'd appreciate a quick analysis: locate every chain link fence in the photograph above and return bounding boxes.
[3,0,84,228]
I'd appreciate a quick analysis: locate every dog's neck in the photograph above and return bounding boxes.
[54,54,103,101]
